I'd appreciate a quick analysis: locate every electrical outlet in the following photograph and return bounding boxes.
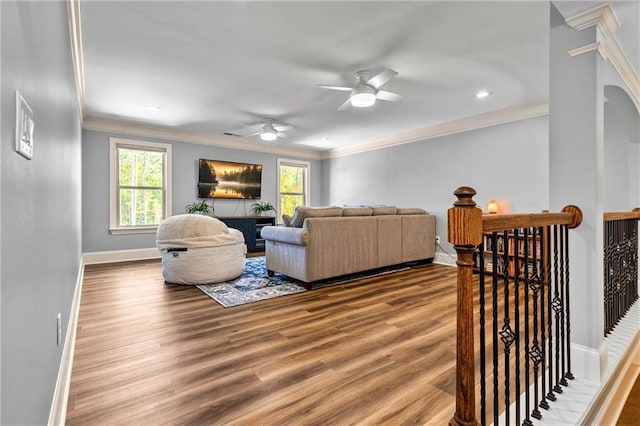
[57,313,62,346]
[436,236,441,244]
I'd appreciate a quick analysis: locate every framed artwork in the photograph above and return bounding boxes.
[15,91,34,160]
[198,158,262,199]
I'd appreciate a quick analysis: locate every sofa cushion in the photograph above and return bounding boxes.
[282,214,293,227]
[342,207,373,217]
[371,206,398,215]
[397,208,427,215]
[291,206,343,227]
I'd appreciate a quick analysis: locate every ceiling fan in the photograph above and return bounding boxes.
[235,119,291,141]
[318,68,405,111]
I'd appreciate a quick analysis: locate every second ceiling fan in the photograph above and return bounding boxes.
[318,68,405,111]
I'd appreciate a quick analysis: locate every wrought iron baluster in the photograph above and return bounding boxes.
[479,239,487,426]
[513,228,521,425]
[492,232,500,423]
[523,227,534,426]
[629,219,638,306]
[552,225,563,395]
[539,223,549,410]
[529,227,543,420]
[499,230,514,423]
[604,220,612,336]
[559,225,568,387]
[564,225,574,381]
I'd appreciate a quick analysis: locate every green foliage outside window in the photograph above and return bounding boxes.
[118,148,164,226]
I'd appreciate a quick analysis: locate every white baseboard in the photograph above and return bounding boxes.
[572,341,608,383]
[48,259,84,426]
[82,248,161,265]
[433,250,457,266]
[582,330,640,425]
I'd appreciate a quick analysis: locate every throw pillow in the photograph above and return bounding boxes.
[282,214,293,227]
[291,206,343,227]
[396,208,427,215]
[371,206,398,215]
[342,207,373,217]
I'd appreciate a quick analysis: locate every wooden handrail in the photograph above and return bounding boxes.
[447,187,583,426]
[603,208,640,222]
[483,205,582,232]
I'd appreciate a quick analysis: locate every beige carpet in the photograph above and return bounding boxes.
[617,373,640,425]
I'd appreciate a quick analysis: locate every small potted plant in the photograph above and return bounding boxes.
[185,199,212,215]
[250,201,276,216]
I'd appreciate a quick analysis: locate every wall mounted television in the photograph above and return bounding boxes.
[198,158,262,199]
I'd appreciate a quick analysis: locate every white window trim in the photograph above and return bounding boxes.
[109,137,172,235]
[277,158,310,224]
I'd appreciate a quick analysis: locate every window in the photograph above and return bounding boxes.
[109,138,172,234]
[277,158,310,221]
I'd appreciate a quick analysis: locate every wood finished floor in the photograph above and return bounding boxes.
[66,259,461,425]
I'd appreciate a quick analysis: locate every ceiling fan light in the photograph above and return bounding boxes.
[260,129,277,141]
[351,92,376,108]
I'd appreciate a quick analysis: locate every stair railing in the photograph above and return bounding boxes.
[603,209,640,336]
[447,186,582,426]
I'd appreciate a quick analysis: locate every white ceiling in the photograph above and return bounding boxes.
[78,1,639,153]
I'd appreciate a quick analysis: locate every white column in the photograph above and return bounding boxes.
[549,4,619,382]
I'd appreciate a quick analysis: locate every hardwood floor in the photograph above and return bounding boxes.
[66,259,460,425]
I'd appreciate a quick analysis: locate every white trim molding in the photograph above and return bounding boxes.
[82,248,162,265]
[48,260,84,426]
[565,3,640,106]
[323,99,549,159]
[572,341,609,383]
[109,138,172,234]
[277,158,311,222]
[433,251,457,267]
[582,321,640,424]
[85,116,324,161]
[66,0,85,122]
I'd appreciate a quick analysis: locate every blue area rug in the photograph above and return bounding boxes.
[197,257,305,308]
[196,256,411,308]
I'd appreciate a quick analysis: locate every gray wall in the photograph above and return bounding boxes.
[322,115,549,255]
[82,130,322,252]
[604,84,640,210]
[1,1,82,424]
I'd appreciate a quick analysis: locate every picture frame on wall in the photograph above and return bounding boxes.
[15,91,35,160]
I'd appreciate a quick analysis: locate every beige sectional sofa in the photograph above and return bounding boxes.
[260,206,436,288]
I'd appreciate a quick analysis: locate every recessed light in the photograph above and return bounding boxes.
[145,105,161,112]
[476,90,491,99]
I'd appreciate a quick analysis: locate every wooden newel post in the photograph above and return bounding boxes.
[448,187,483,426]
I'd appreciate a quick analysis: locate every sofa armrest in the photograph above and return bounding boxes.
[260,226,309,246]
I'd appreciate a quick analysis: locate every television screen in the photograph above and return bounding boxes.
[198,158,262,199]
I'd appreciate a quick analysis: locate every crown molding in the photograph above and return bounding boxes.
[83,116,324,160]
[565,3,640,106]
[565,3,620,34]
[322,99,549,159]
[66,0,86,123]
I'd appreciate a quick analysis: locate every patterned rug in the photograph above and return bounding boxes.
[196,256,410,308]
[197,257,303,308]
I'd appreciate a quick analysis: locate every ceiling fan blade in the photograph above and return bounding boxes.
[317,84,352,92]
[273,124,293,132]
[245,131,261,137]
[376,90,405,102]
[367,68,398,89]
[337,98,352,111]
[276,132,288,138]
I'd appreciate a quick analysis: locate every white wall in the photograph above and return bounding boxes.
[82,129,323,253]
[322,115,550,255]
[1,1,82,423]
